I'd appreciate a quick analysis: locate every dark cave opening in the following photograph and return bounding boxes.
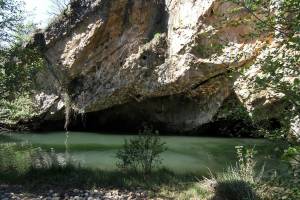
[36,115,259,137]
[34,94,264,137]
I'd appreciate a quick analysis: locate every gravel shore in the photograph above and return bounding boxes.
[0,185,158,200]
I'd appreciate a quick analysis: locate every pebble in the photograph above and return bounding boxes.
[0,185,151,200]
[53,193,59,197]
[73,196,80,200]
[73,189,80,193]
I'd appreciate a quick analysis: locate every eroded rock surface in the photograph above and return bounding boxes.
[33,0,273,133]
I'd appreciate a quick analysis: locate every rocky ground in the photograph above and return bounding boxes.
[0,185,156,200]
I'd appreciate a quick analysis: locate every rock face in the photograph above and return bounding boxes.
[33,0,271,133]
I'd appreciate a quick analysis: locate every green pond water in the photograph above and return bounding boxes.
[0,132,287,174]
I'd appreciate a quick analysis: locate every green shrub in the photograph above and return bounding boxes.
[259,146,300,200]
[283,146,300,183]
[0,143,70,176]
[217,146,261,183]
[0,143,32,174]
[116,127,167,175]
[0,94,38,123]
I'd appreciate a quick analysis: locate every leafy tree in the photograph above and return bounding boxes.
[0,24,44,100]
[228,0,300,136]
[0,0,44,123]
[0,0,44,99]
[225,0,300,188]
[0,0,25,47]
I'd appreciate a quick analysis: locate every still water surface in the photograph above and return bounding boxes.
[0,132,286,174]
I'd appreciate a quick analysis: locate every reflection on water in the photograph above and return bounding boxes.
[0,132,287,174]
[64,131,70,163]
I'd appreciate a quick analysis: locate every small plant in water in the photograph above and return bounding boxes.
[116,127,167,175]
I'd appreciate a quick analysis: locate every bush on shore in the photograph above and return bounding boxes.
[116,127,167,175]
[0,142,71,177]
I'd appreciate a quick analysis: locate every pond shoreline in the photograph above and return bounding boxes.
[1,131,285,174]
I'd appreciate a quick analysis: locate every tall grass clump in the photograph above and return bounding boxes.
[219,146,260,184]
[212,146,263,200]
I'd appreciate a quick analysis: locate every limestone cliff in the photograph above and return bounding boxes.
[31,0,276,133]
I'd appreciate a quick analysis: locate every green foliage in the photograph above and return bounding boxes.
[0,143,32,175]
[252,1,300,190]
[0,94,38,123]
[224,1,300,189]
[174,146,261,199]
[153,32,161,39]
[0,9,44,123]
[282,146,300,184]
[215,146,300,200]
[0,0,25,47]
[228,0,300,130]
[0,142,74,178]
[217,146,261,184]
[259,169,300,200]
[283,146,300,162]
[0,35,45,99]
[116,127,167,175]
[0,1,44,123]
